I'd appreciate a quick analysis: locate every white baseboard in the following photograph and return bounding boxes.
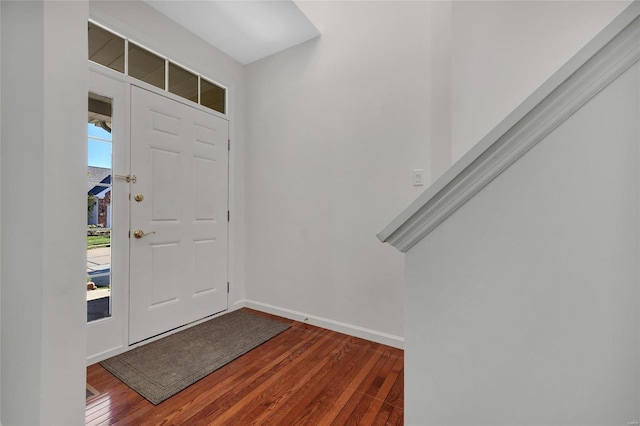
[87,345,127,366]
[235,299,404,349]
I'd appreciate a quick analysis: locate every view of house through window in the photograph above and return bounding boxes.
[87,93,113,322]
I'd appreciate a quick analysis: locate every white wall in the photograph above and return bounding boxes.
[90,0,248,308]
[245,1,430,345]
[0,3,3,421]
[405,61,640,424]
[429,1,453,182]
[1,1,88,424]
[450,0,631,163]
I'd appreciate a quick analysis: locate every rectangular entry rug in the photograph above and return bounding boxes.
[100,310,290,405]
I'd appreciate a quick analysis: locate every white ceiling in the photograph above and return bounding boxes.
[144,1,320,65]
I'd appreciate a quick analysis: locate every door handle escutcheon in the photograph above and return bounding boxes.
[133,230,156,239]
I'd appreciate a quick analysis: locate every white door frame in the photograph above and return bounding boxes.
[86,63,231,364]
[87,69,131,365]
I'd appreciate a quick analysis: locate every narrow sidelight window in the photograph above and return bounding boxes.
[87,93,114,322]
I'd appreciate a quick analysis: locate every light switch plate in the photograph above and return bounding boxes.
[413,169,424,186]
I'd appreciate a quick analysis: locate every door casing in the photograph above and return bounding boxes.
[87,64,231,364]
[87,69,130,364]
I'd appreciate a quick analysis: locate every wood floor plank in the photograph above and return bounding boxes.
[385,362,404,409]
[360,354,404,425]
[189,329,338,425]
[253,336,374,425]
[386,403,405,426]
[239,335,364,424]
[225,333,354,425]
[86,308,404,425]
[329,347,399,425]
[344,393,377,425]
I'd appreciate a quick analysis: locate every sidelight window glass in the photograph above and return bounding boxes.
[87,93,114,322]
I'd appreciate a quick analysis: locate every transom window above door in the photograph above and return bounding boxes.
[88,21,227,114]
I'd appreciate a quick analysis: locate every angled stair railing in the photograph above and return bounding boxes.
[378,1,640,253]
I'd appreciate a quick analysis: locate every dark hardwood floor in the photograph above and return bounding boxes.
[86,309,404,425]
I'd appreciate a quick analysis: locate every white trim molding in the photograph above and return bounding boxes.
[378,2,640,253]
[236,300,404,349]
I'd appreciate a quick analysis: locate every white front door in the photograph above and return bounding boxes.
[129,86,229,344]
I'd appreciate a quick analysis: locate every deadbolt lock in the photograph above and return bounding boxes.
[114,174,137,184]
[134,193,144,202]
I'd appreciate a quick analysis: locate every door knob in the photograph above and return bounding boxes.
[134,193,144,202]
[133,230,156,239]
